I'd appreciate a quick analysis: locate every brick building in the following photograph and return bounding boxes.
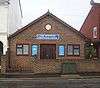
[80,2,100,59]
[7,12,88,74]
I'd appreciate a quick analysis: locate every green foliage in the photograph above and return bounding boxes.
[85,44,96,59]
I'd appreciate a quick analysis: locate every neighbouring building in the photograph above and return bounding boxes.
[6,12,89,74]
[80,1,100,59]
[0,0,22,55]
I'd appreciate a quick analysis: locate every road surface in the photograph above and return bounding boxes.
[0,77,100,88]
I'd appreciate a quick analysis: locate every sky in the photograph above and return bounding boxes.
[20,0,100,30]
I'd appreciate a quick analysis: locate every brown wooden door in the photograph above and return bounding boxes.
[40,44,56,59]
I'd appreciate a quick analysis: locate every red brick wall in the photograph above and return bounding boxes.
[77,60,100,72]
[8,15,86,73]
[1,55,7,73]
[80,5,100,41]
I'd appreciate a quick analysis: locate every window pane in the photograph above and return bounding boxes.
[93,27,97,38]
[17,48,23,55]
[67,45,73,55]
[17,45,22,48]
[23,45,29,54]
[74,49,79,55]
[17,45,23,55]
[32,45,38,56]
[58,45,65,56]
[74,45,80,55]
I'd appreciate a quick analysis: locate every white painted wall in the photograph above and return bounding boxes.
[8,0,22,34]
[0,0,22,54]
[0,4,8,54]
[0,5,8,33]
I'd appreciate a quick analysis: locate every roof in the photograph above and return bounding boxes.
[8,11,88,41]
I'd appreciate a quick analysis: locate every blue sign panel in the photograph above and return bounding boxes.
[35,34,60,40]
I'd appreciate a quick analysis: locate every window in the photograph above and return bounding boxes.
[17,45,23,55]
[67,44,80,56]
[58,45,65,56]
[23,45,29,54]
[16,44,29,55]
[73,45,80,55]
[67,45,73,55]
[93,27,97,38]
[32,45,38,56]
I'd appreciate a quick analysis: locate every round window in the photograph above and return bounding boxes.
[45,24,52,30]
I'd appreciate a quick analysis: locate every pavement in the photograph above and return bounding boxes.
[0,77,100,88]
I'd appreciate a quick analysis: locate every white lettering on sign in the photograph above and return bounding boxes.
[35,34,60,40]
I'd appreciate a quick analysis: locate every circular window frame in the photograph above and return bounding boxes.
[45,24,52,30]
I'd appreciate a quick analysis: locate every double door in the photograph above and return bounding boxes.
[40,44,56,59]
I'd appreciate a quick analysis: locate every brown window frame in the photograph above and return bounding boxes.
[67,44,80,56]
[16,44,29,56]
